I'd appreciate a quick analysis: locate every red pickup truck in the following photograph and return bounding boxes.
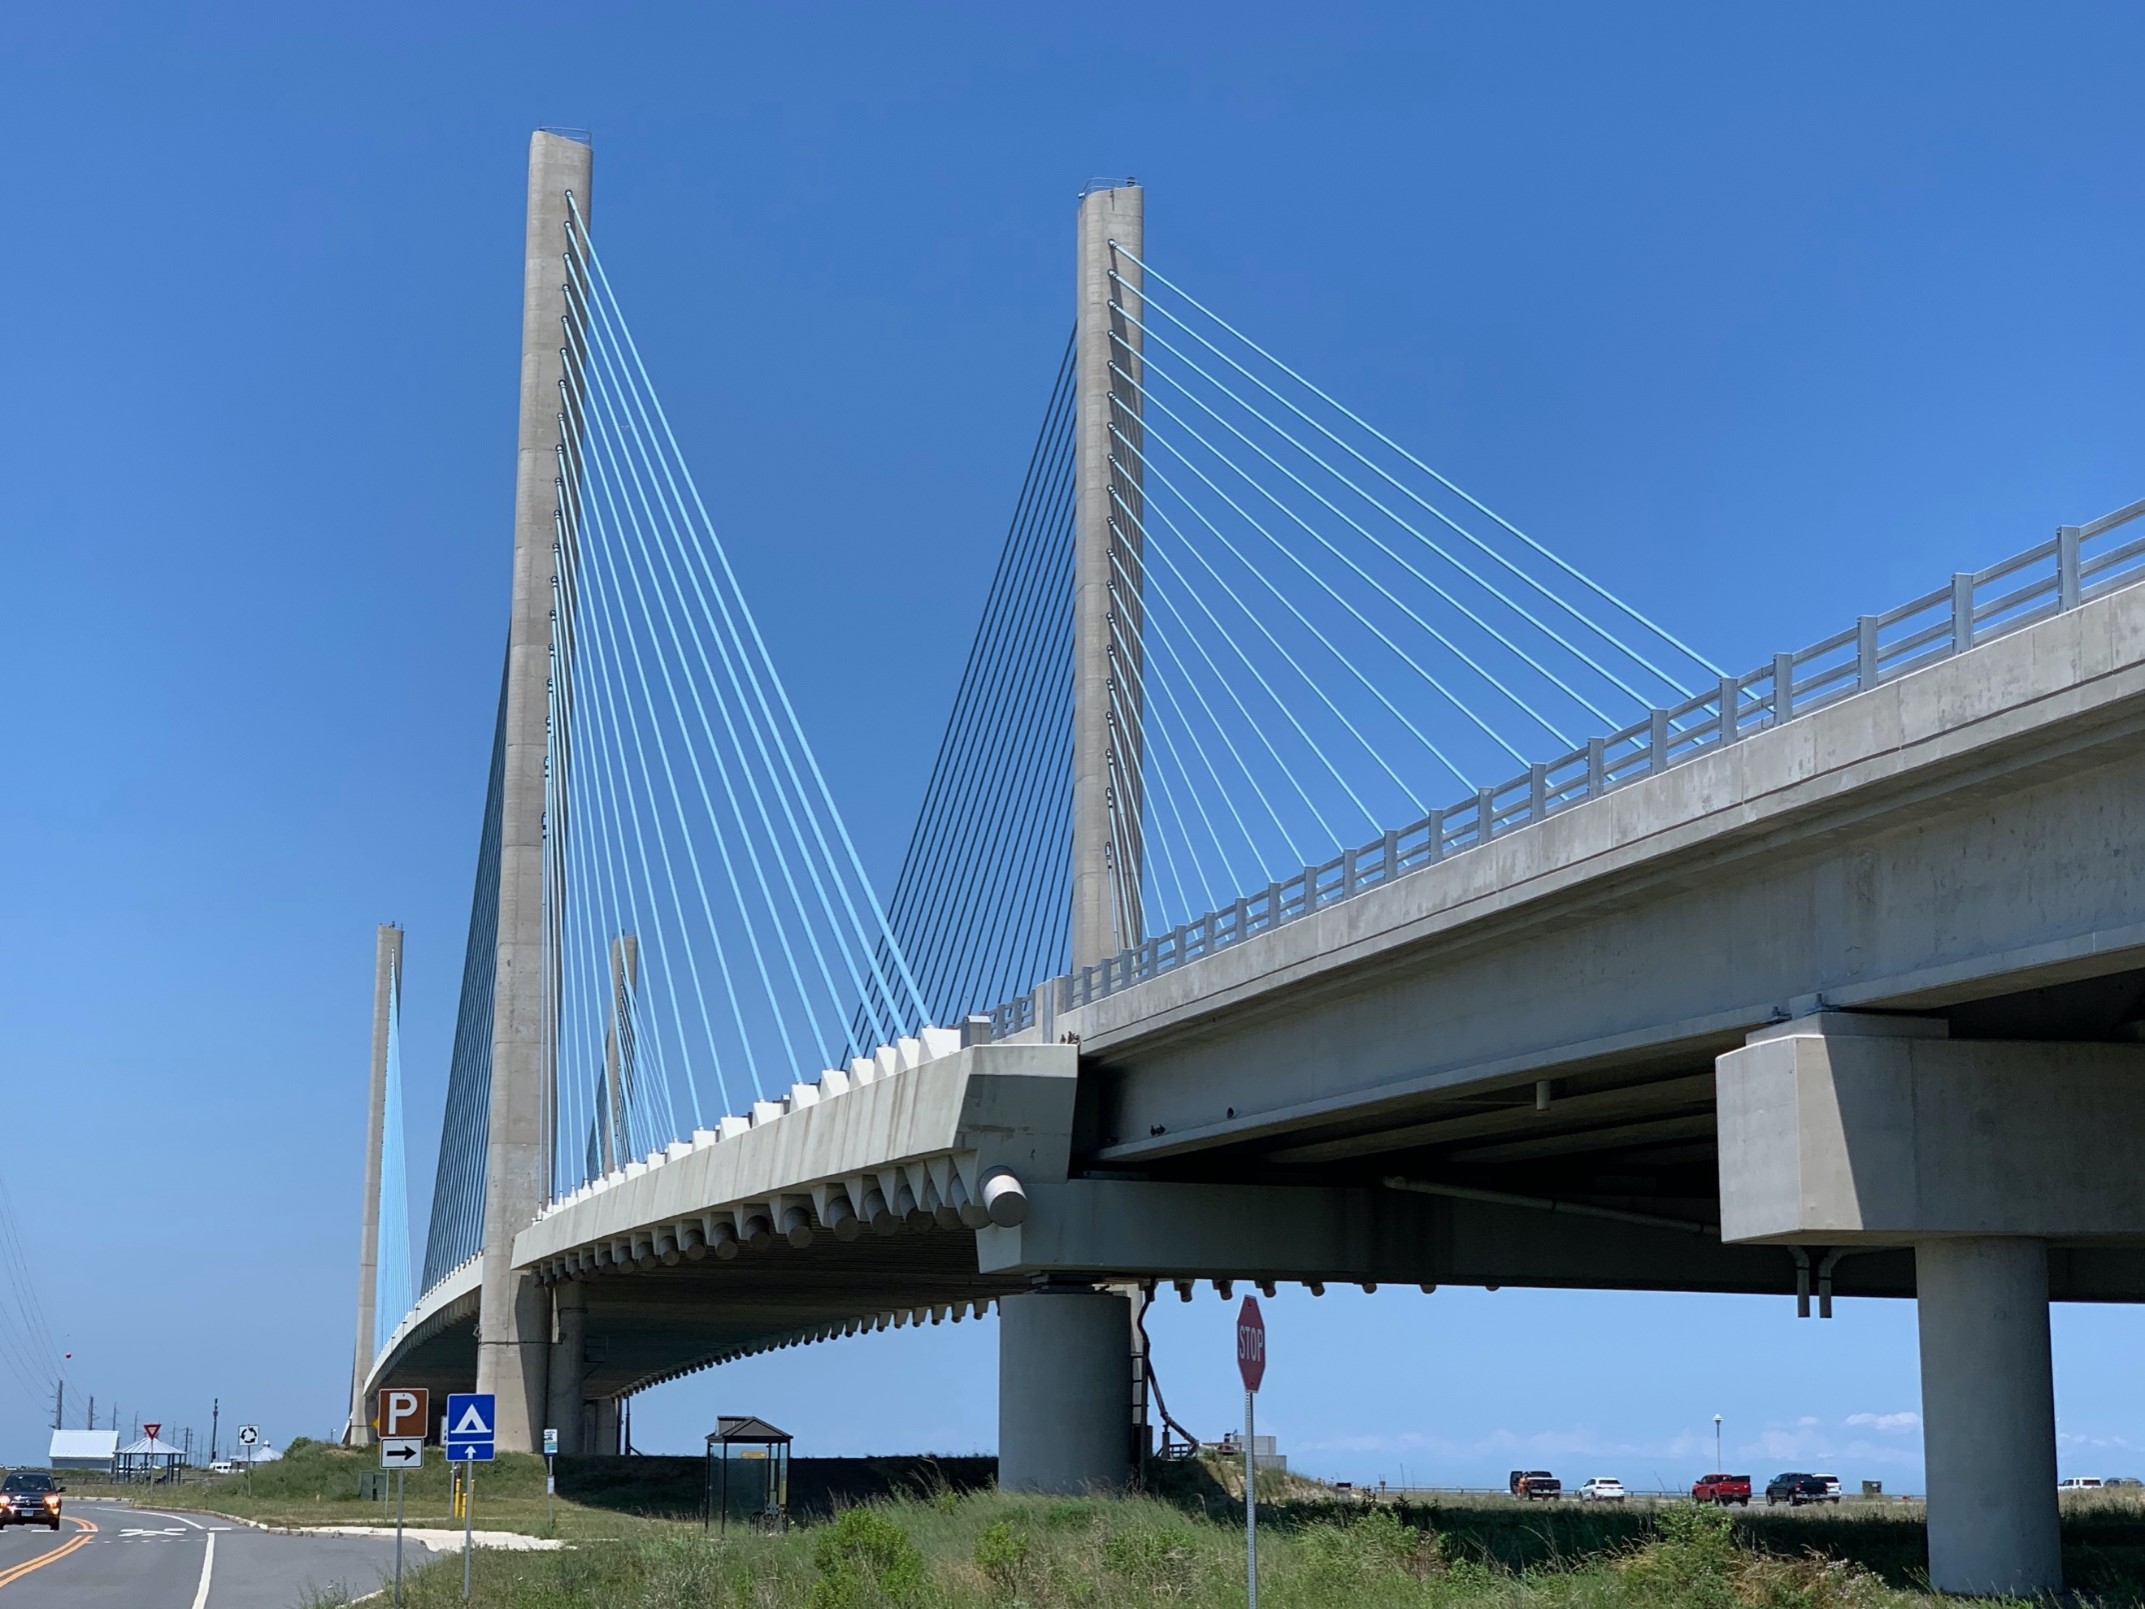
[1692,1473,1752,1506]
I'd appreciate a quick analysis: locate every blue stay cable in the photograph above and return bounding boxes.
[1109,418,1474,791]
[1116,364,1572,753]
[568,203,930,1033]
[1110,483,1374,840]
[1111,320,1637,729]
[1107,245,1723,682]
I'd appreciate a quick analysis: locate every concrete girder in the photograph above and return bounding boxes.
[1061,579,2145,1181]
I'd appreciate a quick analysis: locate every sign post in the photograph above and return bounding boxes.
[237,1424,259,1498]
[1236,1296,1267,1609]
[543,1427,558,1526]
[378,1390,429,1607]
[444,1393,495,1601]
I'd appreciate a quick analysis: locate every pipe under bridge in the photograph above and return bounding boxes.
[347,129,2145,1600]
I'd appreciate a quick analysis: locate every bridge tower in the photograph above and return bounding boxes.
[345,922,402,1446]
[1071,180,1144,972]
[474,127,593,1455]
[998,181,1150,1495]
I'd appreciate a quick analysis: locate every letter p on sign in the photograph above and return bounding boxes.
[379,1387,429,1440]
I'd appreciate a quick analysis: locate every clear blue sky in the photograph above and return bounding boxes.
[4,0,2143,1486]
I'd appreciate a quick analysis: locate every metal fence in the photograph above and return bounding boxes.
[990,497,2145,1039]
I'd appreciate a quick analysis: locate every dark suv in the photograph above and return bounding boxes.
[1765,1472,1833,1506]
[1509,1469,1562,1500]
[0,1472,62,1530]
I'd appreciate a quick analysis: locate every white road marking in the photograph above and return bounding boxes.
[133,1509,207,1530]
[189,1528,216,1609]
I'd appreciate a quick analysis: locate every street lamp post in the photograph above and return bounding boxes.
[1713,1414,1723,1469]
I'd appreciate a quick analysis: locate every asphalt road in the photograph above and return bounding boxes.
[0,1500,437,1606]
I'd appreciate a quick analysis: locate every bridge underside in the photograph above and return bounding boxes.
[1082,963,2145,1275]
[562,1227,1021,1398]
[1059,581,2145,1287]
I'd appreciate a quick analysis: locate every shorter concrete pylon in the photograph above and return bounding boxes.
[1917,1239,2061,1596]
[999,1286,1135,1492]
[547,1280,588,1456]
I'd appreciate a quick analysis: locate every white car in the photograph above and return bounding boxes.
[1812,1473,1842,1502]
[2058,1477,2105,1492]
[1577,1477,1627,1502]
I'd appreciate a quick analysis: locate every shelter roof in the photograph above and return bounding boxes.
[116,1435,186,1457]
[707,1415,790,1444]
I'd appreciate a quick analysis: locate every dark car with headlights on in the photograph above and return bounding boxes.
[0,1471,62,1530]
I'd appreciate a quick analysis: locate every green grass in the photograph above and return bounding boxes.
[62,1439,680,1541]
[82,1441,2145,1606]
[297,1488,2145,1608]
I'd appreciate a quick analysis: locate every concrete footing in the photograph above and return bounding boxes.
[1917,1238,2062,1597]
[998,1288,1133,1493]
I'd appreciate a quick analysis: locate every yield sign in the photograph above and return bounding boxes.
[1236,1295,1267,1393]
[144,1423,161,1441]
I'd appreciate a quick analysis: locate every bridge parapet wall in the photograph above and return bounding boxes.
[514,1043,1078,1280]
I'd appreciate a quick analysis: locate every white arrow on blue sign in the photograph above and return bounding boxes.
[443,1393,496,1462]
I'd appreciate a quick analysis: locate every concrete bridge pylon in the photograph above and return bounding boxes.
[475,126,593,1456]
[346,922,402,1446]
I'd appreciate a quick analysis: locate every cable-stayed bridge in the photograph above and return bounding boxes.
[347,131,2145,1598]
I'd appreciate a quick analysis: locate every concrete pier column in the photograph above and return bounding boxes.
[1071,181,1144,972]
[477,127,593,1453]
[999,1288,1134,1492]
[347,923,403,1445]
[545,1281,587,1455]
[589,1395,620,1457]
[1917,1238,2062,1597]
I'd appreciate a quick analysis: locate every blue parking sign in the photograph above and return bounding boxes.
[444,1392,496,1462]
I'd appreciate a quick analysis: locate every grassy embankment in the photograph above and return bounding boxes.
[141,1442,2142,1607]
[313,1487,2145,1607]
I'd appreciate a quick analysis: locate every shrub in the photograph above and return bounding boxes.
[1298,1507,1433,1585]
[1101,1523,1202,1598]
[1618,1503,1890,1609]
[974,1517,1032,1592]
[809,1507,926,1609]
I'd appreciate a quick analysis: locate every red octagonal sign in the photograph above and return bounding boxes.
[1236,1295,1267,1393]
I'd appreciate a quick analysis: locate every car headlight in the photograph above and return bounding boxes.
[43,1497,58,1509]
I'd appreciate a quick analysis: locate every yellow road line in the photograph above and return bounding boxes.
[0,1514,99,1590]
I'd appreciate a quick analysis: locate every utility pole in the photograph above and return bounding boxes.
[475,126,593,1455]
[52,1380,61,1430]
[210,1398,218,1465]
[351,923,404,1446]
[1071,180,1145,973]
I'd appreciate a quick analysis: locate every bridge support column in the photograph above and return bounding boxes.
[546,1281,587,1456]
[1714,1012,2145,1597]
[1916,1238,2060,1596]
[476,126,594,1454]
[999,1287,1134,1492]
[591,1395,621,1456]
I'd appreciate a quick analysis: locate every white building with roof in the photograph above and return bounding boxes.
[47,1429,117,1471]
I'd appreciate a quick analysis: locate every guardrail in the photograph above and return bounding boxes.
[990,497,2145,1038]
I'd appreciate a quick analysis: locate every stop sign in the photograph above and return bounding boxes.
[1236,1295,1266,1392]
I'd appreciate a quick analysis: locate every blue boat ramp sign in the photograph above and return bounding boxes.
[444,1393,496,1462]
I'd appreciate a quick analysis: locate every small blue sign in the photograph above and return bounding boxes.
[444,1392,496,1463]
